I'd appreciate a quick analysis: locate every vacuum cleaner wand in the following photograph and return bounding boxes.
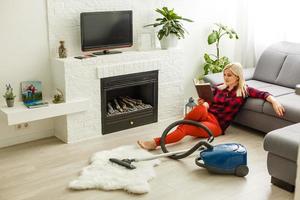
[109,158,136,169]
[109,147,211,169]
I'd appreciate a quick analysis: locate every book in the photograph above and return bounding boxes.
[193,79,213,102]
[25,101,49,109]
[21,81,48,108]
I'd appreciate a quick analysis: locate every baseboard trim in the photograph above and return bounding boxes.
[0,129,54,148]
[271,176,295,192]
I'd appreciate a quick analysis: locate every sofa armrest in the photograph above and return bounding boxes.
[244,67,255,80]
[203,72,223,85]
[203,67,255,85]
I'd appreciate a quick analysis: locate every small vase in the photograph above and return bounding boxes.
[160,34,178,50]
[58,41,67,58]
[6,99,14,107]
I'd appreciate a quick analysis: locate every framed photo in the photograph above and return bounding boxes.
[137,32,156,51]
[21,81,43,104]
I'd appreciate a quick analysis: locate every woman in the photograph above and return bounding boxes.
[138,63,285,150]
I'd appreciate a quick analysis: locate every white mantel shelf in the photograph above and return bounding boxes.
[0,98,89,125]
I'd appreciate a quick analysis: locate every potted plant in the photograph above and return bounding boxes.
[3,84,16,107]
[52,88,64,104]
[202,23,239,76]
[145,7,193,49]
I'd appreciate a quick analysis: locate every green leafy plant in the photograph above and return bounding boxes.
[52,88,64,104]
[145,7,193,40]
[203,23,239,75]
[3,84,16,100]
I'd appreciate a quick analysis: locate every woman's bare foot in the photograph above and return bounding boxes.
[137,140,157,150]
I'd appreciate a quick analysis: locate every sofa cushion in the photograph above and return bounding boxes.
[263,93,300,123]
[253,49,286,84]
[256,84,294,97]
[264,123,300,161]
[247,80,294,97]
[203,68,255,85]
[275,55,300,88]
[246,80,273,89]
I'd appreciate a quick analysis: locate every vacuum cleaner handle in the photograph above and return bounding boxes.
[160,120,214,159]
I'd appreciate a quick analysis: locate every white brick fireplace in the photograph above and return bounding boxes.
[52,50,184,143]
[47,0,184,143]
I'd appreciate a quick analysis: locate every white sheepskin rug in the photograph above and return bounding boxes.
[69,145,160,194]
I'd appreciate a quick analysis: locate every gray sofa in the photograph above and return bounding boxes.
[203,41,300,191]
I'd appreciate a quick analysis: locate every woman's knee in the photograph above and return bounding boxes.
[185,104,208,121]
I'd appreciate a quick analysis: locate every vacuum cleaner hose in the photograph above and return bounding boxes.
[160,120,214,159]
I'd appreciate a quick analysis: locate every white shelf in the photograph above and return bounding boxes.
[0,98,89,125]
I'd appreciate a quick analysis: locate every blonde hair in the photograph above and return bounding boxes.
[218,62,248,98]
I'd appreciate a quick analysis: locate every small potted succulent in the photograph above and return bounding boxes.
[52,88,64,104]
[3,84,16,107]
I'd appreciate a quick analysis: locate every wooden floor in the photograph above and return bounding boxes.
[0,124,294,200]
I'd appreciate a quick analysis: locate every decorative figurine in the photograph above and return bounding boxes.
[52,88,64,104]
[58,40,67,58]
[3,84,16,107]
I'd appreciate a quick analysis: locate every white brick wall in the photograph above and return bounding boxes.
[52,50,184,143]
[47,0,164,57]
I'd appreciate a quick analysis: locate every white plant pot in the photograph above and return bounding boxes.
[160,34,178,50]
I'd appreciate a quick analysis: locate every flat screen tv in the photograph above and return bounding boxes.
[80,10,133,55]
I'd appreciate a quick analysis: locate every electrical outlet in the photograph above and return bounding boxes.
[15,123,29,130]
[16,124,22,129]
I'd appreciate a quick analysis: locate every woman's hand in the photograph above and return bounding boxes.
[198,98,209,109]
[198,98,205,105]
[272,101,285,117]
[267,95,285,117]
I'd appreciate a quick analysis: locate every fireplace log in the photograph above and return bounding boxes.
[107,102,115,114]
[120,96,140,105]
[119,99,137,112]
[119,97,135,108]
[114,98,123,112]
[118,98,129,111]
[125,96,143,105]
[107,96,153,116]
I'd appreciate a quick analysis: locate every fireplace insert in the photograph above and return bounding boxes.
[101,70,158,134]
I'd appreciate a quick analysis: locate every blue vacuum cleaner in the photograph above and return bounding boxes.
[109,120,249,177]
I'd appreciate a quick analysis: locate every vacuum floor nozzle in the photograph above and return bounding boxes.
[109,158,136,169]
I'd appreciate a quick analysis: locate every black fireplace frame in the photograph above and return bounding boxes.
[101,70,158,134]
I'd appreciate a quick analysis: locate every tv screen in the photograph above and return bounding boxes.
[80,10,133,52]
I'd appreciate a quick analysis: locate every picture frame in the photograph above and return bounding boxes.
[21,81,43,104]
[20,81,48,108]
[137,32,156,51]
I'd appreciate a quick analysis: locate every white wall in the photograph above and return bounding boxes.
[0,0,53,147]
[0,0,239,147]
